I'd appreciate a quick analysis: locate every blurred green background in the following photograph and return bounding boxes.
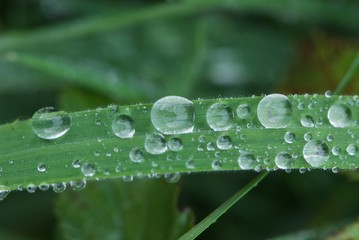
[1,0,359,239]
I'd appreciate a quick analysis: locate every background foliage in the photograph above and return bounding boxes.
[1,0,359,239]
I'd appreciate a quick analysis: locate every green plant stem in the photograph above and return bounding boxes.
[334,51,359,95]
[178,172,269,240]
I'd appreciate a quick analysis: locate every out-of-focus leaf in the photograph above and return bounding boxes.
[325,220,359,240]
[55,179,193,240]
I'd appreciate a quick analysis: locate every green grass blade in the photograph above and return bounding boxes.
[178,172,268,240]
[334,51,359,95]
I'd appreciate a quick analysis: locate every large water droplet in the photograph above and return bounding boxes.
[257,94,292,128]
[112,114,135,138]
[32,107,71,140]
[151,96,195,134]
[81,162,95,177]
[144,133,167,155]
[238,153,256,170]
[168,137,183,152]
[216,135,232,150]
[275,151,294,170]
[206,103,233,131]
[303,140,330,167]
[328,104,351,128]
[129,148,144,163]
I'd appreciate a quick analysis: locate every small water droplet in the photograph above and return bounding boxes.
[207,142,215,151]
[284,132,296,144]
[236,104,250,119]
[129,148,144,163]
[327,134,334,142]
[211,160,222,170]
[332,146,341,156]
[39,183,49,191]
[32,107,71,140]
[72,159,81,168]
[238,153,256,170]
[301,115,315,128]
[328,104,351,128]
[144,133,167,155]
[168,137,183,152]
[275,151,294,170]
[37,163,46,173]
[186,159,195,170]
[164,173,181,183]
[112,114,135,138]
[304,133,313,142]
[325,90,332,98]
[70,179,87,191]
[216,135,232,150]
[123,175,134,182]
[107,104,118,114]
[81,162,96,177]
[206,103,233,131]
[332,167,339,173]
[52,182,66,193]
[346,144,358,156]
[151,96,195,134]
[0,191,10,201]
[257,94,292,128]
[26,184,36,193]
[303,140,329,167]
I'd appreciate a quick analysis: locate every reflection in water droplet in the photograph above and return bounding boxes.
[144,133,167,155]
[238,153,256,170]
[303,140,329,167]
[151,96,195,134]
[112,114,135,138]
[81,162,96,177]
[236,104,250,119]
[32,107,71,140]
[206,103,233,131]
[301,115,315,128]
[130,148,144,163]
[328,104,351,128]
[216,135,232,150]
[257,94,292,128]
[275,151,294,170]
[168,137,183,152]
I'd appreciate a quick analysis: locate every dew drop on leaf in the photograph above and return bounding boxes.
[216,135,232,150]
[37,163,46,173]
[81,162,96,177]
[328,104,351,128]
[112,114,135,138]
[238,153,256,170]
[236,104,250,119]
[32,107,71,140]
[144,133,167,155]
[211,160,222,170]
[346,144,358,156]
[151,96,195,134]
[303,140,330,167]
[275,151,294,170]
[164,173,181,183]
[168,137,183,152]
[70,179,87,191]
[257,94,292,128]
[26,184,36,193]
[129,148,144,163]
[0,191,10,201]
[301,115,315,128]
[52,182,66,193]
[72,159,81,168]
[39,183,49,191]
[284,132,296,144]
[206,103,233,131]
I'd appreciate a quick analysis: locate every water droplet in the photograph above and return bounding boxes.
[37,163,46,173]
[275,151,294,170]
[52,182,66,193]
[81,162,96,177]
[304,133,312,142]
[0,191,10,201]
[151,96,195,134]
[257,94,292,128]
[328,104,351,128]
[107,104,118,114]
[236,104,250,119]
[144,133,167,155]
[211,160,222,170]
[72,159,81,168]
[123,175,134,182]
[207,142,215,151]
[112,114,135,138]
[164,173,181,183]
[216,135,232,150]
[238,153,256,170]
[186,159,195,170]
[129,148,144,163]
[301,115,315,128]
[332,146,341,156]
[284,132,296,144]
[325,90,332,98]
[39,183,49,191]
[32,107,71,140]
[332,167,339,173]
[327,134,334,142]
[26,184,36,193]
[346,144,358,156]
[206,103,233,131]
[303,140,330,167]
[70,179,87,191]
[168,137,183,152]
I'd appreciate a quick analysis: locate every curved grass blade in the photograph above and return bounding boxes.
[334,51,359,95]
[178,172,268,240]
